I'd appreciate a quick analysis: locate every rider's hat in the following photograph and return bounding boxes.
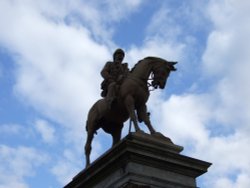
[113,48,125,58]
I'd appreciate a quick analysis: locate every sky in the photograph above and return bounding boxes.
[0,0,250,187]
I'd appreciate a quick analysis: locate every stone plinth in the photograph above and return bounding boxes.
[64,132,211,188]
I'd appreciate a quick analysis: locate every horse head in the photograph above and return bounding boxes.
[151,60,177,89]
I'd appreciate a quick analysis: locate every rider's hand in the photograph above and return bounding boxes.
[117,75,123,82]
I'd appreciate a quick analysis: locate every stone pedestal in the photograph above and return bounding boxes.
[64,132,211,188]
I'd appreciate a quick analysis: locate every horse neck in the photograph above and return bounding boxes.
[130,60,153,81]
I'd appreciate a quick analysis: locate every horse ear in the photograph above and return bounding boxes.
[166,61,177,71]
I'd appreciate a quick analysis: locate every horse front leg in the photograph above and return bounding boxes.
[124,95,141,132]
[137,104,156,134]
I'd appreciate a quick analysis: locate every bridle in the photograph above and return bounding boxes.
[147,73,156,92]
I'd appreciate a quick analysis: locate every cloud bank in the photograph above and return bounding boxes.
[0,0,250,187]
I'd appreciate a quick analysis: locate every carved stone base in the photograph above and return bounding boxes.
[122,182,150,188]
[64,132,211,188]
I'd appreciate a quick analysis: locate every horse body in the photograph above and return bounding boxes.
[85,57,177,167]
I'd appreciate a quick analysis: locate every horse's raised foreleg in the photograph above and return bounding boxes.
[137,104,156,134]
[124,95,141,132]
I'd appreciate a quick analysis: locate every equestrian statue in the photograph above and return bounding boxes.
[84,49,177,167]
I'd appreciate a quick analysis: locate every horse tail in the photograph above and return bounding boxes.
[85,120,88,132]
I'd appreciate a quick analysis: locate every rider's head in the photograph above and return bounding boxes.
[113,48,125,63]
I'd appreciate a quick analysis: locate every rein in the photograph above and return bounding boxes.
[127,74,156,92]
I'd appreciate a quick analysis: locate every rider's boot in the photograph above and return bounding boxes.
[106,82,117,109]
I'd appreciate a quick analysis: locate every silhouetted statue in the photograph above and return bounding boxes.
[85,55,177,167]
[100,49,129,108]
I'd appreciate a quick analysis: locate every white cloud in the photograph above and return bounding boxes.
[0,1,110,185]
[159,94,211,144]
[0,145,48,188]
[51,149,83,186]
[0,123,34,140]
[146,1,210,44]
[210,175,250,188]
[0,124,22,135]
[146,7,181,41]
[127,39,185,65]
[0,0,110,128]
[51,160,77,186]
[101,0,143,21]
[21,0,144,43]
[0,64,2,78]
[202,0,250,131]
[141,2,250,188]
[167,0,250,187]
[0,0,146,148]
[34,119,56,144]
[150,91,250,188]
[203,0,250,76]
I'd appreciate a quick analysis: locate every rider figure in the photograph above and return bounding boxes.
[100,48,129,107]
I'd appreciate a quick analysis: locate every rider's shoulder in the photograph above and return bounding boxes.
[104,61,113,67]
[106,61,113,65]
[122,62,128,67]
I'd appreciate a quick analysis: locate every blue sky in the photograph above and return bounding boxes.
[1,0,250,187]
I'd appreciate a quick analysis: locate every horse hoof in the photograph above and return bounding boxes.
[85,163,90,169]
[152,132,173,143]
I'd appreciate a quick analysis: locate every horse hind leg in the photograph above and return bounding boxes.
[84,120,95,168]
[111,125,122,146]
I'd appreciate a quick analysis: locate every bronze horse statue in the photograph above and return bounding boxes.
[84,56,177,167]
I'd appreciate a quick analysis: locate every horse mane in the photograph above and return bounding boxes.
[130,59,143,73]
[145,56,166,62]
[130,56,166,73]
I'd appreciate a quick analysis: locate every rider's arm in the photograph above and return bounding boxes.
[122,63,129,75]
[101,62,112,79]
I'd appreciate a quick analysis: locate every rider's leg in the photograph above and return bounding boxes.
[106,82,116,108]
